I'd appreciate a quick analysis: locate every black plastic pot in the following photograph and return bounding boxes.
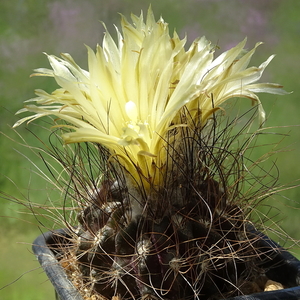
[32,228,300,300]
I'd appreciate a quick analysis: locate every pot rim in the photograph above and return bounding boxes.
[32,229,84,300]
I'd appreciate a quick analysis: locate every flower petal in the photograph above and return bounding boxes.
[14,8,288,187]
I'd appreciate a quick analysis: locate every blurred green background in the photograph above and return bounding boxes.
[1,0,300,299]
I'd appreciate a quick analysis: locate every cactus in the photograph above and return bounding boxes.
[13,7,289,300]
[42,109,281,300]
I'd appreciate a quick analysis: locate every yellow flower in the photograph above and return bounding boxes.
[14,8,287,191]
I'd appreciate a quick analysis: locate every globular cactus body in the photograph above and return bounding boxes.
[75,175,259,300]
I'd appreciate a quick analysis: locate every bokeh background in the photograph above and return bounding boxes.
[1,0,300,299]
